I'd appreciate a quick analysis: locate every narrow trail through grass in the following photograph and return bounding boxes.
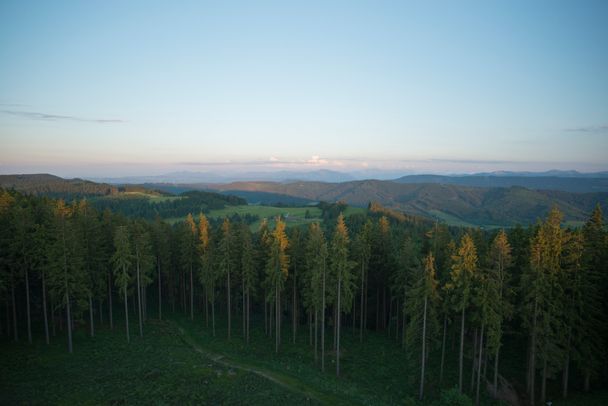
[172,320,350,405]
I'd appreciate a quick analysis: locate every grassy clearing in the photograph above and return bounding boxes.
[3,313,605,405]
[0,320,316,405]
[172,313,497,405]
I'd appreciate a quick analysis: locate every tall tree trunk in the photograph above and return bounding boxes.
[321,263,326,372]
[25,268,32,344]
[211,284,216,337]
[246,289,250,344]
[364,272,368,332]
[158,260,162,320]
[359,262,364,342]
[471,328,478,392]
[402,288,406,348]
[562,353,570,398]
[89,294,94,337]
[476,324,485,406]
[541,359,547,404]
[205,290,209,327]
[242,277,246,338]
[108,272,113,330]
[375,288,379,330]
[123,281,130,343]
[136,260,143,337]
[336,275,341,377]
[440,314,447,383]
[583,370,590,392]
[227,268,231,339]
[42,270,49,345]
[275,282,279,353]
[11,273,18,342]
[190,264,194,320]
[51,299,56,336]
[562,331,571,398]
[99,299,103,325]
[314,308,318,362]
[292,264,297,344]
[529,299,538,404]
[5,298,10,338]
[388,295,393,336]
[459,305,465,393]
[264,298,268,336]
[493,346,500,397]
[308,310,312,346]
[65,291,73,353]
[419,294,428,400]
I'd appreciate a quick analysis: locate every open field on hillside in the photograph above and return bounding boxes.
[167,205,366,228]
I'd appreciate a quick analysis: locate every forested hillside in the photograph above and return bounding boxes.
[199,180,608,227]
[1,187,606,405]
[393,174,608,193]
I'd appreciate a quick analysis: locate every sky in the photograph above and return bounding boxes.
[1,0,607,178]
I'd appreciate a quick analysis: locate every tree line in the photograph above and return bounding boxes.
[0,187,606,405]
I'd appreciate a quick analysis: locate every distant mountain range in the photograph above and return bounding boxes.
[90,169,357,184]
[90,169,608,193]
[2,173,607,228]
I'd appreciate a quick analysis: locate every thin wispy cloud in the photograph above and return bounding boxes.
[1,109,125,123]
[564,125,608,134]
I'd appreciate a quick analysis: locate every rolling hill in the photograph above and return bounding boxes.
[393,174,608,193]
[196,180,607,227]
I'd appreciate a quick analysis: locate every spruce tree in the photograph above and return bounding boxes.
[447,233,478,393]
[265,217,289,353]
[330,213,355,377]
[112,226,132,343]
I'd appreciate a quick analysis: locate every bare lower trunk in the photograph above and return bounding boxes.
[541,359,547,404]
[471,328,478,392]
[246,290,250,344]
[359,262,364,342]
[275,282,279,353]
[321,264,326,372]
[476,324,485,406]
[89,294,94,337]
[136,261,143,337]
[42,271,49,344]
[562,354,570,398]
[242,278,246,338]
[51,300,56,336]
[459,306,465,393]
[25,269,32,344]
[65,291,73,353]
[11,274,18,342]
[124,285,130,343]
[336,276,341,377]
[158,261,162,320]
[584,370,590,392]
[529,300,538,405]
[493,347,500,397]
[211,285,216,337]
[440,314,447,383]
[227,270,231,339]
[190,266,194,320]
[419,295,428,400]
[314,308,318,362]
[108,272,114,330]
[293,266,297,344]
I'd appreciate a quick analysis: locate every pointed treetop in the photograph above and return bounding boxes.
[198,213,210,250]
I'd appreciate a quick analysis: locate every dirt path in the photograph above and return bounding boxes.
[172,321,351,405]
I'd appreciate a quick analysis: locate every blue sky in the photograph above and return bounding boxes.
[1,0,607,177]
